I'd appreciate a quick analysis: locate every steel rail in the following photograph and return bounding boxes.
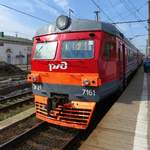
[0,121,45,150]
[0,120,81,150]
[0,95,33,111]
[0,90,32,102]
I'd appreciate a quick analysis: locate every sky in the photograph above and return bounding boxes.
[0,0,147,53]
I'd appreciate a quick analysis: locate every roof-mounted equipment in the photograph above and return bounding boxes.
[56,15,71,30]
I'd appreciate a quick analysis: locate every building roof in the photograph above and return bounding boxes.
[0,35,32,45]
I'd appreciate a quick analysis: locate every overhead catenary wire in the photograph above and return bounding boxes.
[137,1,147,12]
[126,0,146,15]
[0,2,148,26]
[108,0,125,20]
[0,3,50,23]
[108,0,134,37]
[38,0,78,19]
[37,0,67,15]
[114,0,147,38]
[112,19,148,24]
[90,0,130,35]
[125,0,147,30]
[128,34,147,40]
[90,0,147,52]
[119,0,147,30]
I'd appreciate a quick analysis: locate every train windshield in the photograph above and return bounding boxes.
[62,40,94,59]
[33,41,57,59]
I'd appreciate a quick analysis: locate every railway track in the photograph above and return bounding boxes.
[0,116,79,150]
[0,75,27,89]
[0,80,26,88]
[0,80,31,96]
[0,91,34,120]
[0,91,33,111]
[0,91,122,150]
[0,74,26,82]
[0,88,32,100]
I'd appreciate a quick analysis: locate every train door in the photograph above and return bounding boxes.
[118,42,121,78]
[118,42,123,80]
[102,36,116,82]
[122,44,126,88]
[117,42,126,88]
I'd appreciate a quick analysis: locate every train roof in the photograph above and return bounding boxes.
[35,15,139,51]
[36,18,122,37]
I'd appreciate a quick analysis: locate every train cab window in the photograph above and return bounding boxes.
[33,41,57,59]
[62,40,94,59]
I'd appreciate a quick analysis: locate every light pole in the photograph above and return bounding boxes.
[94,10,100,22]
[69,8,74,18]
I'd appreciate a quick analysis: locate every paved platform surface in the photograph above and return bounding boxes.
[0,107,35,130]
[80,68,150,150]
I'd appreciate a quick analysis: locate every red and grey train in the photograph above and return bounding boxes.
[28,15,143,129]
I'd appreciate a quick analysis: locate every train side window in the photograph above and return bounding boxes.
[104,43,111,60]
[118,42,121,61]
[128,48,134,62]
[118,47,120,61]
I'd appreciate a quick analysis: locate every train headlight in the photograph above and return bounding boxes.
[56,15,71,30]
[27,73,40,83]
[81,76,101,87]
[83,79,90,86]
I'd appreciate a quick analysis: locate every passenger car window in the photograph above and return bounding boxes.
[118,47,120,61]
[128,49,135,62]
[62,40,94,59]
[33,41,57,59]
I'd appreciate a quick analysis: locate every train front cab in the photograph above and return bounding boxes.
[28,30,128,129]
[27,31,105,129]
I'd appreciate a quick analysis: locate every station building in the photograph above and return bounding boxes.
[0,32,32,65]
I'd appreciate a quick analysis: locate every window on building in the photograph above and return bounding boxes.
[0,42,4,46]
[7,54,11,64]
[16,51,25,64]
[6,48,12,64]
[6,48,12,53]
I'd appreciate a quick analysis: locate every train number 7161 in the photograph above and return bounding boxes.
[82,89,96,96]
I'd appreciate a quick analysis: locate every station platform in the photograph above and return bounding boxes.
[80,67,150,150]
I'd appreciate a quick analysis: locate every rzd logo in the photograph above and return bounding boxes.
[49,62,68,71]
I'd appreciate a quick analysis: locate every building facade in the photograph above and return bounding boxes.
[0,33,32,65]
